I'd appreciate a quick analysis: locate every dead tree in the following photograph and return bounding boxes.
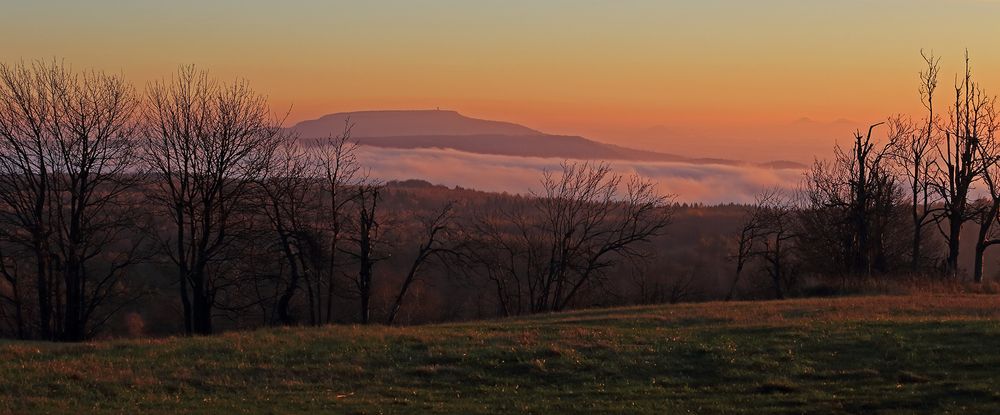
[803,122,901,278]
[932,53,997,278]
[846,123,891,275]
[889,51,941,272]
[144,66,282,335]
[972,121,1000,283]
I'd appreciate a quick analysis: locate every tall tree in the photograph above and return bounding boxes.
[804,122,901,277]
[932,53,997,278]
[257,138,321,325]
[971,115,1000,283]
[344,182,385,324]
[312,123,361,325]
[889,51,942,272]
[0,61,57,339]
[144,66,282,335]
[0,61,143,341]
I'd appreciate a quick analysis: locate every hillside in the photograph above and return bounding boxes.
[288,110,807,169]
[3,295,1000,413]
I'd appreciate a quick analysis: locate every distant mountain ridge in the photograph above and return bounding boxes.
[288,110,806,169]
[291,109,541,138]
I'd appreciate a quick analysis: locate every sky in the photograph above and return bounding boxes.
[4,0,1000,160]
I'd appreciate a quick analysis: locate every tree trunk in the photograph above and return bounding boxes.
[946,216,963,278]
[359,259,372,325]
[911,215,922,273]
[726,264,743,302]
[973,202,1000,283]
[34,243,51,340]
[179,271,192,335]
[62,265,83,341]
[974,241,986,283]
[192,285,212,335]
[190,267,212,335]
[275,236,302,326]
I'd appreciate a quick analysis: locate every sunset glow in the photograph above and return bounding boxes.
[7,2,1000,410]
[6,0,1000,158]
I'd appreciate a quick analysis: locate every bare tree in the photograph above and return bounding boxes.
[257,138,321,325]
[311,122,362,325]
[0,61,144,341]
[465,162,673,315]
[0,61,57,339]
[932,52,998,278]
[971,120,1000,283]
[344,182,385,324]
[845,123,892,275]
[728,188,779,301]
[802,121,903,278]
[890,51,942,272]
[732,189,797,299]
[385,201,457,325]
[143,66,282,335]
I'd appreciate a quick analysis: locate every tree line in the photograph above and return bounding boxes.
[3,52,994,342]
[0,62,674,341]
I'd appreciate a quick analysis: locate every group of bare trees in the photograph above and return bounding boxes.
[462,163,674,316]
[0,60,676,341]
[731,51,1000,298]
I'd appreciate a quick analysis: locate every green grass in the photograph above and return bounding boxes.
[3,295,1000,414]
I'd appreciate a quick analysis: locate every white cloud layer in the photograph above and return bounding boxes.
[354,147,806,204]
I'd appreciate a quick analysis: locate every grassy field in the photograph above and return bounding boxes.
[2,295,1000,414]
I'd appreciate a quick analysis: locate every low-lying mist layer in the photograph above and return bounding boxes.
[357,146,806,203]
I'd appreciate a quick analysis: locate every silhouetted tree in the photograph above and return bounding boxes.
[0,61,144,341]
[971,122,1000,283]
[728,188,782,300]
[312,122,362,325]
[736,189,797,299]
[889,51,941,272]
[385,201,457,325]
[465,162,673,315]
[932,53,997,278]
[143,66,282,335]
[802,122,903,278]
[344,182,385,324]
[257,138,321,325]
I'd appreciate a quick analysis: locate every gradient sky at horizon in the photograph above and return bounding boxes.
[4,0,1000,155]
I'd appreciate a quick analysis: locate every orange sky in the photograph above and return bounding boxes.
[4,0,1000,160]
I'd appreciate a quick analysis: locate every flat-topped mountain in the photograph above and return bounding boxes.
[290,109,541,138]
[288,110,805,169]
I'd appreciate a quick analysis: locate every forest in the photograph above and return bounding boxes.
[1,52,999,341]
